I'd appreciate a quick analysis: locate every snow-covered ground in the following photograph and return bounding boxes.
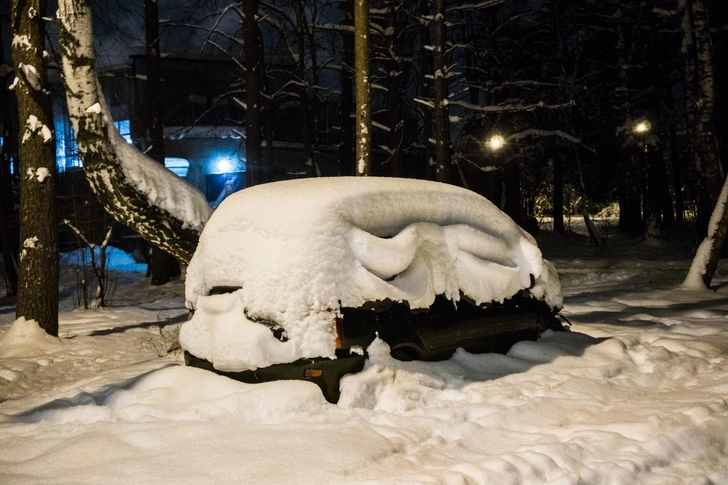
[1,233,728,485]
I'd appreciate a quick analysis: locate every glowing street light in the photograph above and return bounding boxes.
[633,120,651,134]
[487,134,506,151]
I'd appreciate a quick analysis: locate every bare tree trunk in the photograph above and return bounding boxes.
[553,155,564,233]
[432,0,450,184]
[57,0,211,264]
[419,0,434,180]
[244,0,262,187]
[145,0,174,286]
[682,0,722,231]
[293,1,315,177]
[670,125,685,225]
[682,0,726,288]
[354,0,371,175]
[11,0,59,335]
[386,0,403,177]
[614,11,633,235]
[692,0,723,220]
[339,0,355,176]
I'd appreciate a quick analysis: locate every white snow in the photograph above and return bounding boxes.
[181,177,561,371]
[19,64,42,91]
[11,35,32,51]
[0,318,63,359]
[1,237,728,484]
[108,108,212,233]
[85,102,101,113]
[40,124,52,143]
[22,237,38,249]
[35,167,49,182]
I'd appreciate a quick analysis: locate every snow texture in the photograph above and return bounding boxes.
[19,64,41,91]
[0,318,63,359]
[181,177,561,371]
[105,101,212,233]
[2,248,728,485]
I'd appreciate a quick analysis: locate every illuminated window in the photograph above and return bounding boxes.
[55,117,82,172]
[114,120,132,144]
[165,157,190,177]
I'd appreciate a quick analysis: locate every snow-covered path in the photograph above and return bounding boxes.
[1,252,728,484]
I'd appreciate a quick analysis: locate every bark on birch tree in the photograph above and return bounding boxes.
[681,0,727,288]
[57,0,211,264]
[11,0,59,335]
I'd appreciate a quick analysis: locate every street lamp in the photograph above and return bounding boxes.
[633,120,651,134]
[487,134,506,151]
[632,119,652,153]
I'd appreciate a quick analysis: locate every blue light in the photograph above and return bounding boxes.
[114,120,132,144]
[208,154,245,174]
[216,156,236,173]
[165,157,190,177]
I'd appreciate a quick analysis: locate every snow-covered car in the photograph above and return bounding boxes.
[180,177,563,402]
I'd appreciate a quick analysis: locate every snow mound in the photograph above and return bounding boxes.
[181,177,562,371]
[0,318,64,359]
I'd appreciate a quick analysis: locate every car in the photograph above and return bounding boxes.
[180,177,563,403]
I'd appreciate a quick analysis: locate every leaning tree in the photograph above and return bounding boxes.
[57,0,212,265]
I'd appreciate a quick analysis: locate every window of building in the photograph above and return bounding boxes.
[164,157,190,177]
[189,95,208,122]
[55,117,82,172]
[211,96,232,123]
[114,119,133,144]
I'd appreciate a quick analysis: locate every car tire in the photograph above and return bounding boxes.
[390,347,420,362]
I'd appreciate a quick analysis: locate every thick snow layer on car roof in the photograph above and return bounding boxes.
[181,177,562,371]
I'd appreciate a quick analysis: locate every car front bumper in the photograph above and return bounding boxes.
[184,350,367,404]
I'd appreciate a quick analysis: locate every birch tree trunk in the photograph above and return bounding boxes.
[432,0,451,184]
[682,173,728,289]
[58,0,211,264]
[11,0,59,335]
[355,0,371,176]
[682,0,726,288]
[244,0,262,186]
[691,0,723,224]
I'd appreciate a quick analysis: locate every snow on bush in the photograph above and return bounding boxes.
[181,177,562,371]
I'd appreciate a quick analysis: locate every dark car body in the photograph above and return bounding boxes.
[185,289,561,403]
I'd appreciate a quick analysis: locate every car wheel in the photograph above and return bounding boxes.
[390,347,420,362]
